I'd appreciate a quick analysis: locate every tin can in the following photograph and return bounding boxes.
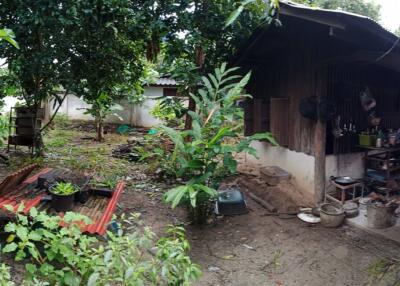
[376,138,382,148]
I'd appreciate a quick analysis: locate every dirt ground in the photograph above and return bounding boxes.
[1,126,400,286]
[121,187,400,286]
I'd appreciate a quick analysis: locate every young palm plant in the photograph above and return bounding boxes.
[163,63,277,224]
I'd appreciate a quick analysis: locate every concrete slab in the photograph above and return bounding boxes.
[346,209,400,244]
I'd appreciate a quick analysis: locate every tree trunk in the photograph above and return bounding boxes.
[184,45,205,130]
[184,97,196,130]
[95,115,104,142]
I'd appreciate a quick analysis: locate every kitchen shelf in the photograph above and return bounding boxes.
[359,145,400,191]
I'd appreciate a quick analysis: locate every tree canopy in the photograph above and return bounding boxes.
[0,1,76,109]
[0,1,152,142]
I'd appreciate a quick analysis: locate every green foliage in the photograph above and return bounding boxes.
[3,205,94,284]
[151,97,186,127]
[88,221,201,286]
[0,1,150,145]
[156,225,202,285]
[161,63,277,223]
[157,0,269,94]
[226,0,280,27]
[65,0,150,142]
[0,263,15,286]
[50,182,77,196]
[0,114,8,147]
[82,92,125,141]
[92,177,117,190]
[0,1,75,108]
[0,28,18,48]
[52,114,70,130]
[2,208,201,285]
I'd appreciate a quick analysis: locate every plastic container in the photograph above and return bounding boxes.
[51,193,75,212]
[49,185,76,212]
[320,203,345,228]
[359,134,376,147]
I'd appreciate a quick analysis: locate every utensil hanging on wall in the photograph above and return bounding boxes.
[360,87,376,111]
[332,116,343,138]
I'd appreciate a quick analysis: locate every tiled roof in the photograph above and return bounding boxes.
[152,77,177,86]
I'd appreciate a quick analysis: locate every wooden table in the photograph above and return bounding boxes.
[325,180,364,204]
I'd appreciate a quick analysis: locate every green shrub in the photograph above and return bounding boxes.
[0,115,8,147]
[150,97,186,127]
[2,206,201,285]
[160,63,277,223]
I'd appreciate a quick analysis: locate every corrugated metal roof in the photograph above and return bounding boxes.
[280,1,398,40]
[152,77,177,86]
[281,0,370,20]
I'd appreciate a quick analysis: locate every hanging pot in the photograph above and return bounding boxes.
[299,97,318,120]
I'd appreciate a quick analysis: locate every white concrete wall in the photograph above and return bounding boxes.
[326,152,364,182]
[48,86,164,127]
[1,97,23,114]
[244,141,316,198]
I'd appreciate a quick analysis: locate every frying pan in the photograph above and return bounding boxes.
[330,176,356,186]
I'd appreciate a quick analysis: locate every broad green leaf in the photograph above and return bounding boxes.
[223,154,238,173]
[29,207,38,218]
[208,127,232,146]
[87,273,100,286]
[28,231,42,241]
[0,28,19,49]
[165,186,189,209]
[16,226,28,241]
[3,205,13,212]
[225,5,244,27]
[4,223,16,233]
[64,271,81,286]
[25,263,37,275]
[195,184,217,197]
[2,242,17,253]
[40,263,54,275]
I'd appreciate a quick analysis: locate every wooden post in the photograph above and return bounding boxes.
[314,119,326,204]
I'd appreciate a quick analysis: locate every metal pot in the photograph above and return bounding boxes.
[320,203,345,228]
[343,201,359,218]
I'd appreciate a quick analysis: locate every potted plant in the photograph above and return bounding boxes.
[49,182,78,212]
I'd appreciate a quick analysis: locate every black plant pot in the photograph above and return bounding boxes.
[89,187,114,198]
[75,190,90,204]
[51,193,75,212]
